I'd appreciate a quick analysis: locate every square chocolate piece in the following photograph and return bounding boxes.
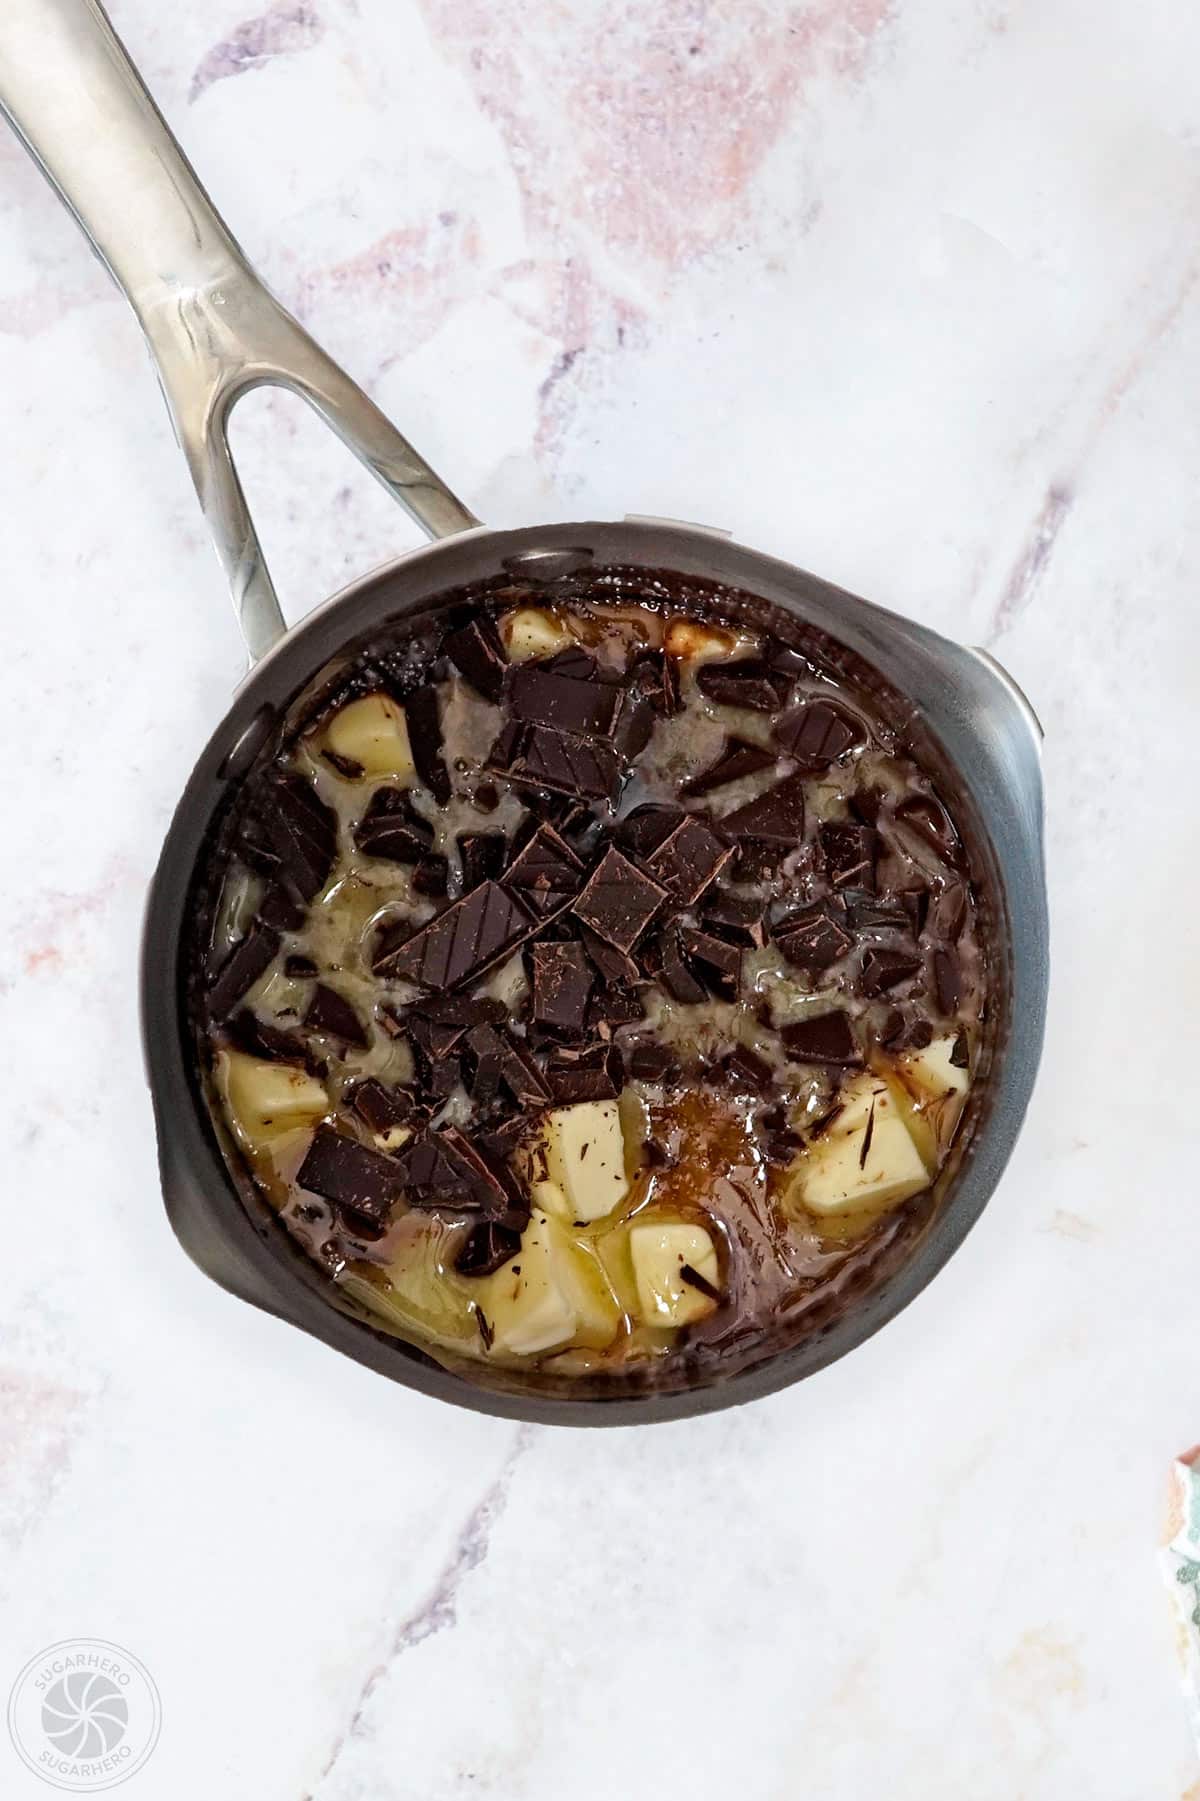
[644,815,732,905]
[571,847,667,954]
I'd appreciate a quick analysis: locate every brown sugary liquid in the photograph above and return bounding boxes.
[193,573,991,1394]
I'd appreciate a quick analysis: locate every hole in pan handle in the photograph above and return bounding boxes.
[0,0,479,663]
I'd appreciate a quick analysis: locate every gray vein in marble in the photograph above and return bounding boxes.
[190,0,325,102]
[303,1423,534,1798]
[988,483,1072,642]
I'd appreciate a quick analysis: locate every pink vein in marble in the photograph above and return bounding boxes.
[0,1369,88,1555]
[189,0,325,102]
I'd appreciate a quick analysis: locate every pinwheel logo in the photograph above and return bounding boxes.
[8,1640,160,1790]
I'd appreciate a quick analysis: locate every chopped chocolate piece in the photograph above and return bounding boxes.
[842,890,913,932]
[879,1012,933,1052]
[503,824,583,916]
[718,773,807,847]
[700,888,766,948]
[506,724,623,804]
[545,1043,624,1104]
[455,1221,523,1277]
[928,882,968,942]
[463,1024,552,1109]
[209,923,279,1018]
[696,658,790,712]
[442,615,506,701]
[932,946,961,1015]
[508,664,621,736]
[733,841,785,883]
[413,992,509,1028]
[227,1008,318,1070]
[949,1030,970,1069]
[347,1078,413,1136]
[773,905,853,971]
[305,984,367,1047]
[773,699,866,767]
[540,645,601,679]
[644,815,732,906]
[472,781,500,813]
[543,796,596,849]
[485,717,524,775]
[353,786,433,864]
[411,856,450,899]
[615,803,684,859]
[403,684,451,805]
[660,650,683,716]
[402,1126,512,1213]
[588,987,646,1032]
[428,1053,463,1100]
[763,1129,803,1167]
[259,773,338,901]
[579,924,640,988]
[680,1262,723,1303]
[719,1046,773,1090]
[530,942,594,1036]
[858,947,923,997]
[848,786,885,826]
[678,928,742,1000]
[256,883,306,933]
[283,953,318,978]
[902,887,930,937]
[894,794,963,867]
[297,1126,405,1222]
[458,831,507,889]
[626,1043,678,1083]
[649,926,709,1004]
[476,1114,533,1162]
[572,847,667,953]
[374,880,534,989]
[322,747,364,780]
[780,1011,862,1066]
[611,690,656,761]
[681,737,776,797]
[820,821,877,890]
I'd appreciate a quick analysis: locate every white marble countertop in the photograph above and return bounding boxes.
[2,1,1198,1795]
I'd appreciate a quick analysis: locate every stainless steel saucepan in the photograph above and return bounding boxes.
[0,0,1048,1424]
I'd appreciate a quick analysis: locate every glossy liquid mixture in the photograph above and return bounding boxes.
[192,571,990,1391]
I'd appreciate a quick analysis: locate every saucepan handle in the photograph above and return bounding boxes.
[0,0,478,661]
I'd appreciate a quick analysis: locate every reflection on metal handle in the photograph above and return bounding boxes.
[0,0,478,660]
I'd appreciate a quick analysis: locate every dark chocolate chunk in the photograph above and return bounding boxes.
[610,691,656,761]
[649,926,708,1003]
[458,832,507,890]
[508,664,621,737]
[463,1024,552,1109]
[347,1078,413,1136]
[259,773,338,901]
[762,1129,804,1167]
[696,658,790,712]
[719,1046,773,1090]
[643,815,732,906]
[679,1262,723,1303]
[455,1221,523,1277]
[353,786,433,864]
[539,645,602,680]
[681,737,777,797]
[894,794,963,867]
[660,650,683,717]
[879,1011,933,1052]
[545,1044,624,1104]
[257,884,306,933]
[283,953,318,978]
[402,1126,513,1213]
[842,890,913,932]
[678,928,742,1000]
[949,1030,970,1069]
[848,786,885,826]
[579,924,640,988]
[322,747,364,780]
[932,946,961,1014]
[485,718,524,775]
[588,987,646,1033]
[505,724,623,804]
[615,803,684,859]
[403,684,451,805]
[928,882,968,942]
[305,984,368,1047]
[473,781,501,813]
[626,1043,679,1084]
[820,821,877,890]
[718,773,807,847]
[503,824,583,916]
[297,1126,405,1221]
[780,1011,862,1066]
[774,699,866,767]
[374,880,533,989]
[226,1008,318,1070]
[411,855,450,899]
[428,1053,464,1100]
[572,848,667,954]
[209,923,279,1018]
[413,992,509,1028]
[902,887,930,938]
[700,888,766,948]
[530,942,594,1036]
[773,905,853,971]
[858,947,922,997]
[442,615,506,701]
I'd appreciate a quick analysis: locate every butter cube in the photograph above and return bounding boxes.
[629,1220,721,1327]
[538,1100,630,1223]
[324,693,414,781]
